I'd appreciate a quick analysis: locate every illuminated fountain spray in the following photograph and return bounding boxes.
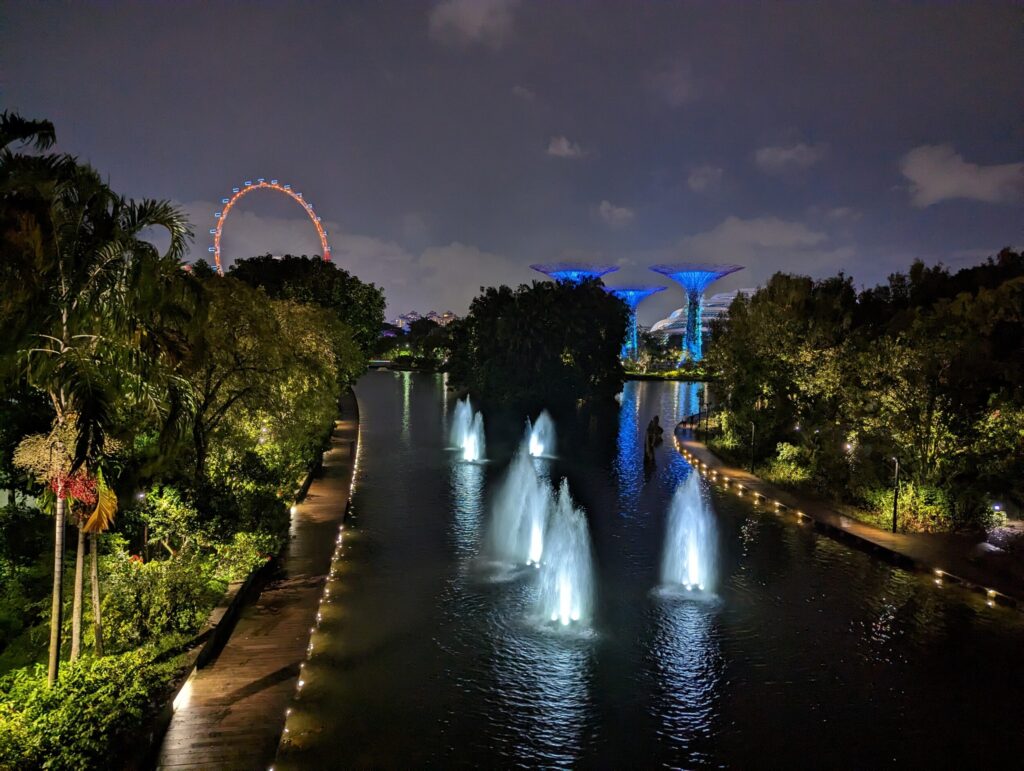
[488,443,550,566]
[538,480,594,627]
[450,397,486,462]
[661,473,717,592]
[527,410,556,458]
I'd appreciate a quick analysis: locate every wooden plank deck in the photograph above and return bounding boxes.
[675,425,1024,609]
[155,392,359,770]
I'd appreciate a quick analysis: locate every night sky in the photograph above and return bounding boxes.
[3,1,1022,322]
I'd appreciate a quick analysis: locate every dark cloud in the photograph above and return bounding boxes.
[3,1,1020,320]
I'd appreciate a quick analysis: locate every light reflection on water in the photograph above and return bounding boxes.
[450,460,484,561]
[400,370,411,440]
[650,595,722,761]
[280,372,1024,770]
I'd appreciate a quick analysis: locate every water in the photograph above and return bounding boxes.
[661,472,717,592]
[487,442,550,566]
[280,373,1024,769]
[537,479,595,627]
[450,395,486,461]
[528,410,556,457]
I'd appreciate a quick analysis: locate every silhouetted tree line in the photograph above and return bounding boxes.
[446,279,628,410]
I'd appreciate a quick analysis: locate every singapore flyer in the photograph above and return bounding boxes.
[209,178,331,274]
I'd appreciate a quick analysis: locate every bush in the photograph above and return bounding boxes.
[213,531,281,582]
[860,482,953,533]
[761,442,812,486]
[0,645,183,770]
[100,550,223,653]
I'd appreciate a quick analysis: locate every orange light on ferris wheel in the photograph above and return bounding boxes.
[210,179,332,275]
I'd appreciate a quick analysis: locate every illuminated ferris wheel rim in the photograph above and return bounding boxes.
[209,178,331,275]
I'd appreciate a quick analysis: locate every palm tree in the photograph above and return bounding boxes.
[81,470,116,657]
[1,111,193,684]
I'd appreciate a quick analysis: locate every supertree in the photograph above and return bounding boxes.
[649,263,743,362]
[530,262,620,284]
[604,286,666,361]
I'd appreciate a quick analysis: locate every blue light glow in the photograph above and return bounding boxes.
[650,264,743,362]
[530,262,619,285]
[606,286,666,360]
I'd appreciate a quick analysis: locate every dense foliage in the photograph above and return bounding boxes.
[705,251,1024,532]
[227,253,385,358]
[447,279,628,408]
[0,113,376,766]
[0,643,183,769]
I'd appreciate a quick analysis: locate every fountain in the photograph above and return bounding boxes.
[528,410,556,458]
[450,397,471,448]
[488,444,550,565]
[661,472,717,592]
[537,480,594,627]
[450,396,485,462]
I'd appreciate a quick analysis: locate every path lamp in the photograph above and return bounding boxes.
[891,457,900,533]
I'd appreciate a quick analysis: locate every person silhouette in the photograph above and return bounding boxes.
[644,415,664,463]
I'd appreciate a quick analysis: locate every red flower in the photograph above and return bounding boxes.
[50,471,98,506]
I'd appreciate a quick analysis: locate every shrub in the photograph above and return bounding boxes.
[860,482,953,533]
[0,645,183,770]
[213,531,281,582]
[761,442,812,485]
[100,550,223,652]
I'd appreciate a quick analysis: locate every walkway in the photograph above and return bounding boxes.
[155,391,359,770]
[675,425,1024,609]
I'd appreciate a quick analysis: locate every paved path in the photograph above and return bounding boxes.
[155,392,359,770]
[676,425,1024,609]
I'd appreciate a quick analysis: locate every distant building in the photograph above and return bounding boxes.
[391,310,459,332]
[650,289,755,341]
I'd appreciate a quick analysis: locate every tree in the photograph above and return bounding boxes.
[704,253,1024,531]
[0,112,191,684]
[182,276,285,483]
[228,254,385,363]
[448,279,627,408]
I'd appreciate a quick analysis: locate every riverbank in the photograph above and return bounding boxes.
[154,389,360,770]
[675,424,1024,609]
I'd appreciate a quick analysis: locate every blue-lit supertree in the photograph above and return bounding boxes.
[650,263,743,362]
[604,285,666,361]
[530,262,620,284]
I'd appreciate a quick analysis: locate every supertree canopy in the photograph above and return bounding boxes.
[604,285,666,361]
[649,263,743,362]
[531,262,620,284]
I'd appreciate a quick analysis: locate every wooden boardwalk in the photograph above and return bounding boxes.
[676,426,1024,609]
[155,392,359,770]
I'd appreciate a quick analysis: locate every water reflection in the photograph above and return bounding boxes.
[489,620,594,767]
[450,460,484,561]
[400,370,411,440]
[614,382,643,505]
[651,597,721,761]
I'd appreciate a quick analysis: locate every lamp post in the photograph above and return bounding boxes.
[891,457,900,534]
[749,421,755,473]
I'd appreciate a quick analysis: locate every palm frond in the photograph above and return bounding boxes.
[0,111,57,152]
[82,469,116,533]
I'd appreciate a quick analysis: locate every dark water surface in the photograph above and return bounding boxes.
[280,371,1024,769]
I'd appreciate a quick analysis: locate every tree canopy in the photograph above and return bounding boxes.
[705,250,1024,531]
[227,254,385,359]
[447,279,628,409]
